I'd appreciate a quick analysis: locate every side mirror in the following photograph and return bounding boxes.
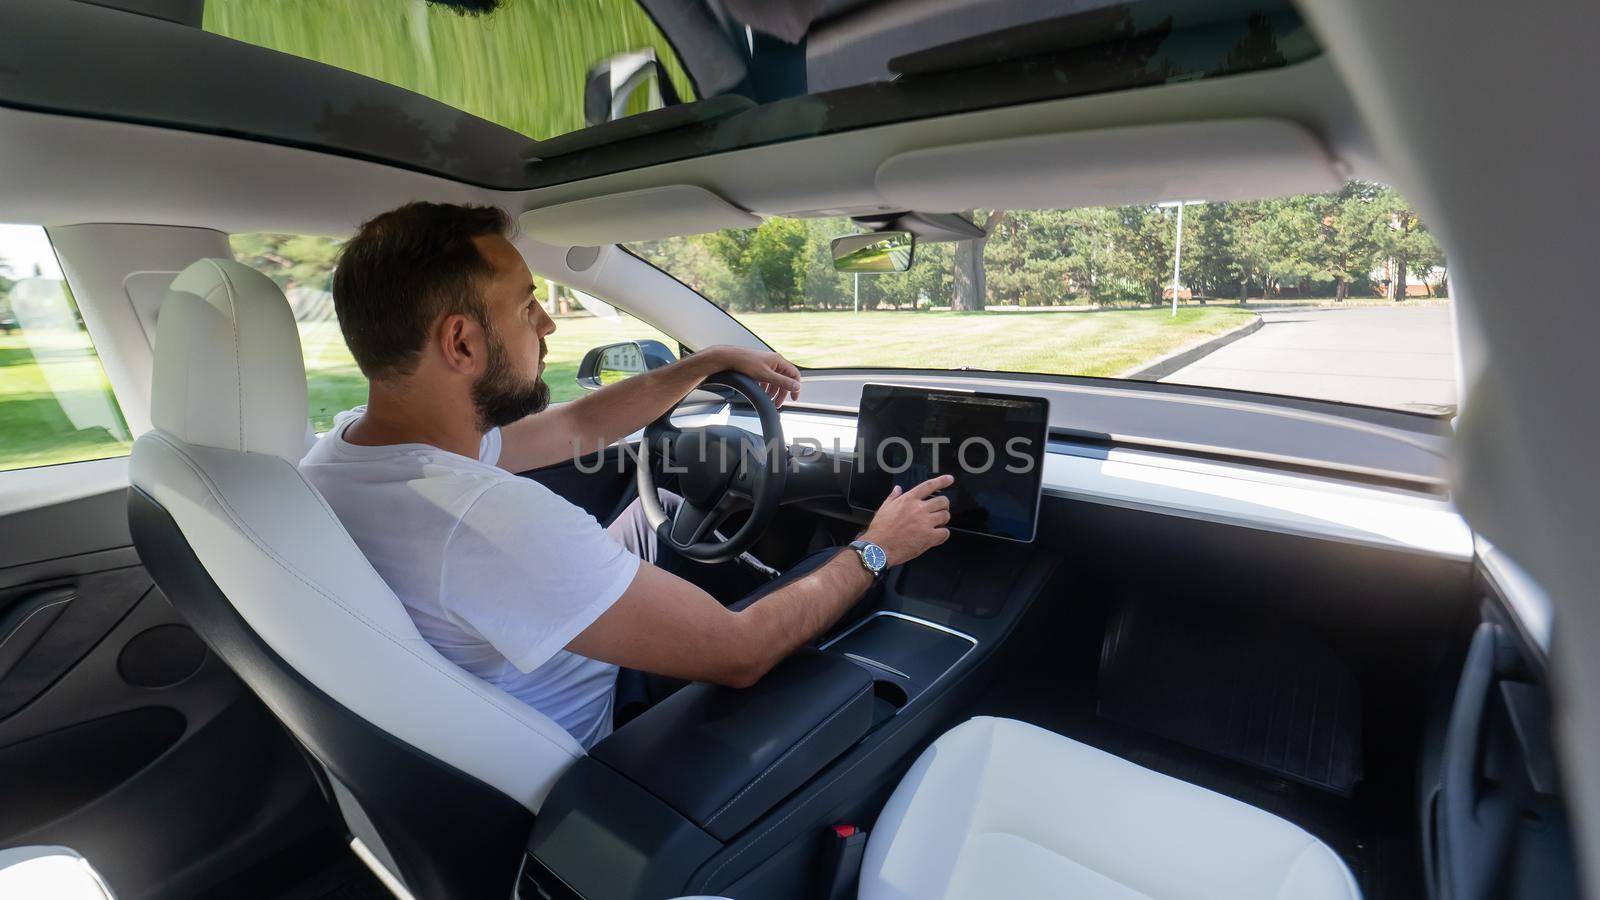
[576,339,676,391]
[832,231,915,273]
[584,50,681,127]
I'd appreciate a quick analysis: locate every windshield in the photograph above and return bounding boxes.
[627,182,1455,415]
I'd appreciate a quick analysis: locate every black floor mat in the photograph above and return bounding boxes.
[972,685,1418,900]
[1098,595,1364,796]
[968,586,1425,900]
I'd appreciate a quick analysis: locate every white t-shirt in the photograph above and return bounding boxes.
[298,410,639,747]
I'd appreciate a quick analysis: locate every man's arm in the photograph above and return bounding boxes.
[496,346,800,474]
[566,475,954,687]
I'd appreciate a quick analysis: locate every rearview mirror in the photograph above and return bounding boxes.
[576,339,676,390]
[831,232,915,273]
[584,50,681,127]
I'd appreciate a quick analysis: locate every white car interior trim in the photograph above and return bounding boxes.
[1040,451,1472,560]
[0,457,129,519]
[515,240,767,353]
[0,845,117,900]
[518,185,761,245]
[1477,537,1553,657]
[48,224,233,435]
[0,105,500,237]
[349,838,415,900]
[876,118,1344,212]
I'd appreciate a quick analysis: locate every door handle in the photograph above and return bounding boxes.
[0,586,75,681]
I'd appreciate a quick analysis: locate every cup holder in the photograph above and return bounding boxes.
[870,677,909,723]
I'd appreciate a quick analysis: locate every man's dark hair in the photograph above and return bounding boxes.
[332,202,510,380]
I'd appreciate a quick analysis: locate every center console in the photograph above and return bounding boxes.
[522,530,1061,900]
[821,612,976,721]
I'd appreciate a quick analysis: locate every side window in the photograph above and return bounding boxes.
[230,233,364,432]
[230,233,678,421]
[536,278,675,403]
[0,224,132,472]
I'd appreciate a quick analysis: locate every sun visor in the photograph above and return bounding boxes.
[876,119,1343,211]
[519,185,762,246]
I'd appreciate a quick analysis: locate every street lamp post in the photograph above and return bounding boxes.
[1171,201,1184,317]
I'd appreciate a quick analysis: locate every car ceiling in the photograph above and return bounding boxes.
[0,4,1374,242]
[0,0,1364,239]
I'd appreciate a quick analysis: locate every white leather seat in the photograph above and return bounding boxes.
[860,717,1361,900]
[128,259,584,895]
[0,846,116,900]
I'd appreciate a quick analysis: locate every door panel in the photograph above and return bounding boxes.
[1422,585,1580,900]
[0,483,338,899]
[523,444,639,524]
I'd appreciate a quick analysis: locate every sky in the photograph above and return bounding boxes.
[0,223,64,280]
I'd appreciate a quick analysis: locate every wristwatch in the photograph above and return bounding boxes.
[849,540,889,578]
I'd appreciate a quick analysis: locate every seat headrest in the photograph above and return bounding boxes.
[151,259,309,462]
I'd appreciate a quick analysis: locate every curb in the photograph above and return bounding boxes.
[1121,314,1264,381]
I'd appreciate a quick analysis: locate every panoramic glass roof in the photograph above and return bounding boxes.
[3,0,1319,189]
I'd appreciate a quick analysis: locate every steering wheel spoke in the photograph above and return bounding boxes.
[668,491,737,546]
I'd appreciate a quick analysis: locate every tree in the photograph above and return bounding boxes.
[951,210,1007,311]
[1109,205,1175,305]
[1311,181,1385,301]
[704,218,811,311]
[231,232,342,292]
[1056,207,1124,305]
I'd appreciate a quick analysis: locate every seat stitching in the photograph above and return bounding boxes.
[199,260,244,452]
[143,433,581,761]
[704,682,871,826]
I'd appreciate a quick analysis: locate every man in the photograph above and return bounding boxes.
[299,202,952,747]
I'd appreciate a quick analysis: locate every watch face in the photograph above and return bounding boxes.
[863,543,887,571]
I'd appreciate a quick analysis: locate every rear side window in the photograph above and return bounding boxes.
[230,233,361,432]
[0,224,132,472]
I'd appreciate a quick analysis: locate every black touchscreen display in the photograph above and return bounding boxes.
[848,384,1049,542]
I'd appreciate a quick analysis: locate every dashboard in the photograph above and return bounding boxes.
[668,402,1473,561]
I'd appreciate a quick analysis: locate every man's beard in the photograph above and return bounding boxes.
[472,326,549,432]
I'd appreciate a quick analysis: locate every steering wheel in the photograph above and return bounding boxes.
[636,371,788,565]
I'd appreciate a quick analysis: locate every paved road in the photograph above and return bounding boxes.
[1162,306,1458,412]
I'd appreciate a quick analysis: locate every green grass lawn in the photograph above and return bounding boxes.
[734,306,1258,377]
[0,330,133,471]
[1,307,1252,471]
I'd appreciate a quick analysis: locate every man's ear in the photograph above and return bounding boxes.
[437,313,486,376]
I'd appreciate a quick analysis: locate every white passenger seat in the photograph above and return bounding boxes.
[0,846,116,900]
[859,717,1361,900]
